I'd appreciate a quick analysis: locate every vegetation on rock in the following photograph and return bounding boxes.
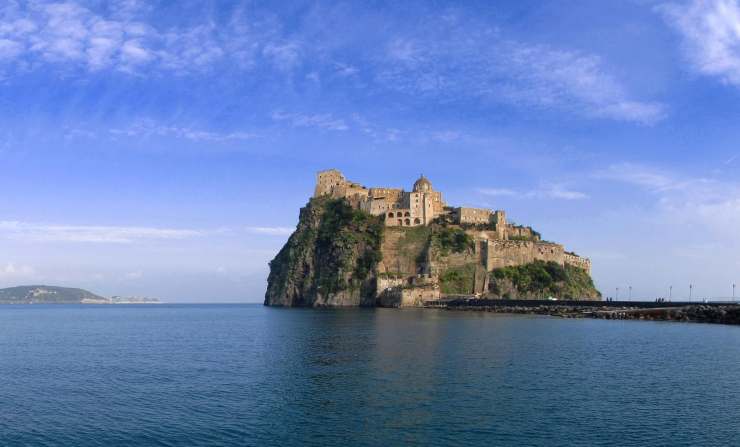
[265,197,384,306]
[489,261,601,300]
[0,286,107,304]
[439,264,477,295]
[431,226,473,256]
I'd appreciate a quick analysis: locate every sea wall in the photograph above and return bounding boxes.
[378,285,440,307]
[437,299,740,326]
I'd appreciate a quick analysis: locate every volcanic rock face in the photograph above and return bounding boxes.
[264,197,383,307]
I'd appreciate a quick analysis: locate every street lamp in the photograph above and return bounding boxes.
[616,287,620,301]
[689,284,693,302]
[669,285,673,302]
[733,283,736,302]
[629,286,632,301]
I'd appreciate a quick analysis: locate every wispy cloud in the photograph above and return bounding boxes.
[0,1,273,75]
[478,184,588,200]
[544,185,589,200]
[0,262,36,279]
[430,130,462,142]
[660,0,740,86]
[0,2,664,126]
[109,121,258,142]
[377,16,665,124]
[477,188,519,197]
[245,226,294,236]
[594,162,740,242]
[271,111,349,131]
[0,221,202,243]
[593,162,690,192]
[262,41,302,71]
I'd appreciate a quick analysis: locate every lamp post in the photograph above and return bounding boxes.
[629,286,632,301]
[669,285,673,302]
[616,287,620,301]
[689,284,693,302]
[733,283,736,302]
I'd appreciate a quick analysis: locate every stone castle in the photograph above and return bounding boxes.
[314,169,591,276]
[264,169,597,308]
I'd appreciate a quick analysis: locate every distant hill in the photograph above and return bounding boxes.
[0,285,108,304]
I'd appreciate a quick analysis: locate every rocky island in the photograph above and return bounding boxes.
[265,170,600,307]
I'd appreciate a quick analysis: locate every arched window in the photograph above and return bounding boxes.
[414,218,421,225]
[397,219,403,226]
[404,211,411,217]
[405,218,411,226]
[388,212,394,218]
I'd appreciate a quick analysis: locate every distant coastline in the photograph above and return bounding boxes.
[0,286,159,305]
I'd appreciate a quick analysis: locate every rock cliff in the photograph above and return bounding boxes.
[264,197,383,306]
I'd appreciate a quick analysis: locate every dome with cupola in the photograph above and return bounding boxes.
[412,175,433,192]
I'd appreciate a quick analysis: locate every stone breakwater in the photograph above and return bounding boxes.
[434,300,740,325]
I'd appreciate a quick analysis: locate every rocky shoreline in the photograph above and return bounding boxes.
[435,301,740,325]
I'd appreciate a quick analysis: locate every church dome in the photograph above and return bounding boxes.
[413,175,433,192]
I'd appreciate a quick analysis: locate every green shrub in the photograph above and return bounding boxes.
[490,260,600,299]
[312,198,384,293]
[439,264,477,295]
[432,226,473,255]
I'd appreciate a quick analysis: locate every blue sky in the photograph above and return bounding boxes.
[1,0,740,301]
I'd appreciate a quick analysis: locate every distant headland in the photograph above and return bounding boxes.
[265,169,600,307]
[0,286,159,304]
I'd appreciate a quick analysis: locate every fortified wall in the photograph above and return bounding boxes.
[313,169,592,293]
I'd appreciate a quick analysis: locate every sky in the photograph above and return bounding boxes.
[1,0,739,302]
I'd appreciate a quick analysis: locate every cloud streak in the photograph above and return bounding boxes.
[594,162,740,243]
[377,17,665,124]
[0,221,202,243]
[245,226,294,236]
[0,2,664,125]
[660,0,740,87]
[109,121,259,142]
[478,184,588,200]
[0,1,273,75]
[0,262,36,279]
[271,111,349,131]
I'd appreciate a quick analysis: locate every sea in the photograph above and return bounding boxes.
[1,304,739,446]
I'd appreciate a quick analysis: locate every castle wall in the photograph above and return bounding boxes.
[486,240,565,271]
[506,225,540,241]
[377,285,440,307]
[365,198,395,215]
[492,210,506,238]
[384,209,423,227]
[314,169,348,197]
[564,253,592,274]
[457,207,492,225]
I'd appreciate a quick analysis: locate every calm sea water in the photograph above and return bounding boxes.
[2,304,739,446]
